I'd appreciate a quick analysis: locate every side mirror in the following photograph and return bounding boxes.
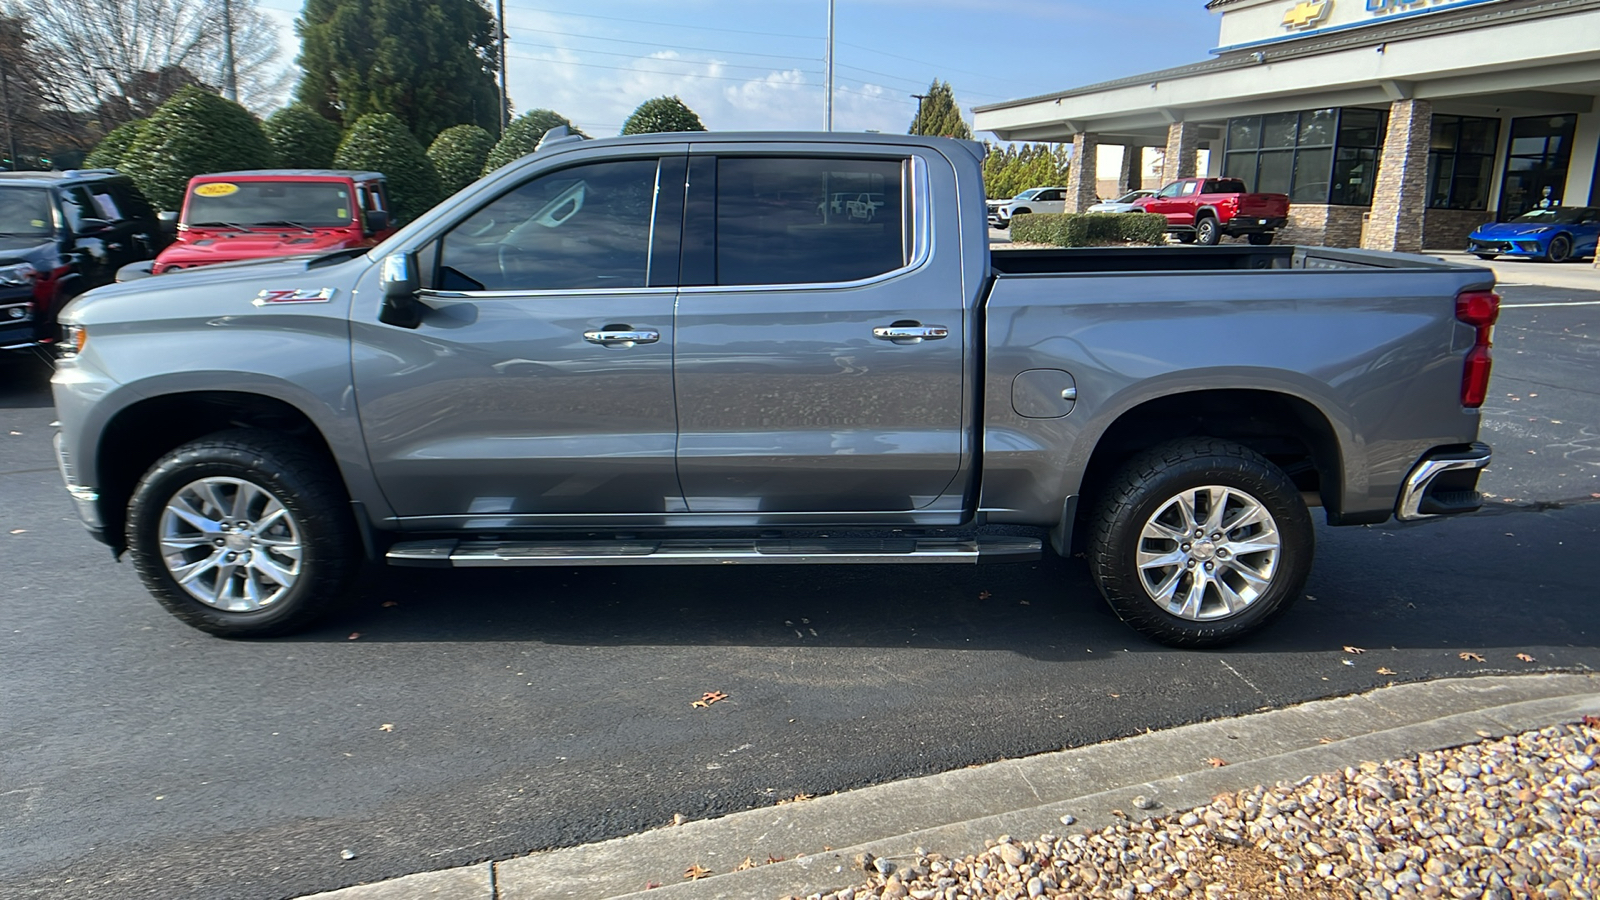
[364,209,390,234]
[158,210,178,235]
[377,252,423,329]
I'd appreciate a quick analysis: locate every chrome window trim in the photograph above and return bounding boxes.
[420,286,678,300]
[679,150,934,295]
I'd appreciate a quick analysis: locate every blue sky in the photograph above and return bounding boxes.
[252,0,1222,137]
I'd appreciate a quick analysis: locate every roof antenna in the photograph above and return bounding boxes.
[536,125,585,151]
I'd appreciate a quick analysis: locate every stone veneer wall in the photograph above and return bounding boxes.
[1277,205,1368,248]
[1422,208,1495,250]
[1362,99,1433,253]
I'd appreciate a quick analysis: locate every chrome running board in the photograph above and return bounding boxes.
[386,536,1042,567]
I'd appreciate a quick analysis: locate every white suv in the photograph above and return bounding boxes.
[989,187,1067,229]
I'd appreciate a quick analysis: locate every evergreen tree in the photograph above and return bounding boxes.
[264,104,343,169]
[482,109,582,174]
[333,113,443,225]
[427,124,495,194]
[83,119,149,170]
[908,80,972,140]
[295,0,500,146]
[621,96,707,135]
[119,87,278,209]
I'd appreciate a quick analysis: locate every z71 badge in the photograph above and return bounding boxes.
[253,287,337,306]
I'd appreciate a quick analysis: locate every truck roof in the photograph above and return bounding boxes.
[0,168,129,186]
[196,169,386,181]
[533,131,986,163]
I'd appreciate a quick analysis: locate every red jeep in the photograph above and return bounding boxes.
[1133,177,1290,245]
[151,170,396,274]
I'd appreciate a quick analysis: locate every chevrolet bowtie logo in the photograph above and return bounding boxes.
[1282,0,1331,29]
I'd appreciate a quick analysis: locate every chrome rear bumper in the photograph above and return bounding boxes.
[1397,443,1492,521]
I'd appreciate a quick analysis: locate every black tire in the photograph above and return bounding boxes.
[1247,232,1274,246]
[1195,216,1221,246]
[1546,234,1572,263]
[1174,232,1197,244]
[1086,438,1314,648]
[127,429,359,637]
[1473,253,1499,261]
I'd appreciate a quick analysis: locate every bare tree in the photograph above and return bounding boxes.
[5,0,288,127]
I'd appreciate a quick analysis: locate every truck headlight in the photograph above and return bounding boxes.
[60,324,87,358]
[0,262,38,287]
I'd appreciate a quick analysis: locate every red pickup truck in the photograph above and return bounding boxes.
[1132,177,1289,246]
[149,170,396,274]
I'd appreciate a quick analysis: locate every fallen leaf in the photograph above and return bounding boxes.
[645,882,661,890]
[1343,646,1365,654]
[381,600,399,608]
[978,590,992,600]
[671,813,687,827]
[1206,757,1228,768]
[776,792,814,805]
[767,853,786,864]
[347,632,361,640]
[691,691,729,709]
[378,724,394,732]
[1459,652,1485,662]
[1341,659,1355,667]
[1376,667,1396,676]
[1318,737,1334,745]
[1584,715,1600,729]
[735,857,757,871]
[1516,653,1536,663]
[683,864,711,880]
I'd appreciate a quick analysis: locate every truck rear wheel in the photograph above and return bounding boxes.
[126,429,359,638]
[1195,216,1221,246]
[1086,439,1313,647]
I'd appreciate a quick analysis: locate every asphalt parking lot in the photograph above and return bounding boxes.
[1,277,1597,900]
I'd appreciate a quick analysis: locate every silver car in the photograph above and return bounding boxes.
[1086,189,1156,214]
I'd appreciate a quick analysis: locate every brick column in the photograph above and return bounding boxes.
[1064,131,1099,213]
[1118,146,1142,194]
[1162,122,1200,184]
[1362,99,1433,254]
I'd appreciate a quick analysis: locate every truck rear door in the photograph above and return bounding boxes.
[671,145,967,514]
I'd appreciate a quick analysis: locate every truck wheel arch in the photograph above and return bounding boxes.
[93,391,351,556]
[1059,387,1348,555]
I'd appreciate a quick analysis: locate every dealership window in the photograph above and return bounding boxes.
[1498,114,1577,217]
[1224,108,1386,205]
[1427,115,1499,210]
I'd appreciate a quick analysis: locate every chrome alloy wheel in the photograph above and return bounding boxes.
[158,476,303,612]
[1135,484,1281,621]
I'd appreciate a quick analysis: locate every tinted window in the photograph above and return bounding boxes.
[715,157,905,286]
[188,180,356,228]
[0,188,54,236]
[438,158,660,292]
[88,186,125,222]
[60,187,99,231]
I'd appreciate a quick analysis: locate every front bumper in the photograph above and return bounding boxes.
[0,289,38,349]
[1468,237,1546,257]
[1396,443,1492,521]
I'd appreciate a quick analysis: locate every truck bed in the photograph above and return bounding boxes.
[989,245,1484,275]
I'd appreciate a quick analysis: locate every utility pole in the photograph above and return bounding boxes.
[497,0,508,134]
[823,0,834,131]
[221,0,239,101]
[910,93,928,135]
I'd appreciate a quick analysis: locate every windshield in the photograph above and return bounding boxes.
[1112,191,1148,204]
[1013,189,1041,201]
[185,180,356,229]
[0,188,55,237]
[1510,207,1591,225]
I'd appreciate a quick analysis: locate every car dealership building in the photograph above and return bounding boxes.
[972,0,1600,258]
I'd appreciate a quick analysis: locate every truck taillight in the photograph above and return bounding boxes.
[1455,290,1499,409]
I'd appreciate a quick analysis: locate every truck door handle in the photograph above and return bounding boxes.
[583,327,659,348]
[873,322,948,344]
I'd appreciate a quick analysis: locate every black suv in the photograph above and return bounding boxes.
[0,169,166,349]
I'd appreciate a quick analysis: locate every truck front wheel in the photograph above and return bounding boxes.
[126,429,359,638]
[1087,439,1314,647]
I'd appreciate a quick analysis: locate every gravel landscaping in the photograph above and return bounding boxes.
[798,720,1600,900]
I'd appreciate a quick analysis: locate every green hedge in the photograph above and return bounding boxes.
[1010,212,1168,247]
[334,113,443,226]
[264,104,342,170]
[119,87,278,210]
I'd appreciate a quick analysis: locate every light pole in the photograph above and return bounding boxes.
[823,0,834,131]
[497,0,508,134]
[0,62,16,171]
[911,93,928,135]
[221,0,238,101]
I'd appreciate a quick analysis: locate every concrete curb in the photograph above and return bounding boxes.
[299,673,1598,900]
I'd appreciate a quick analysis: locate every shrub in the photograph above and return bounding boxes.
[621,96,706,135]
[119,87,278,209]
[264,105,342,170]
[482,109,582,175]
[1010,212,1168,247]
[83,119,148,170]
[333,113,443,225]
[427,124,495,195]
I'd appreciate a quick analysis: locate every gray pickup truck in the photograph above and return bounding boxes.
[50,131,1498,647]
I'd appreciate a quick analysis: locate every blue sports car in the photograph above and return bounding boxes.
[1466,206,1600,262]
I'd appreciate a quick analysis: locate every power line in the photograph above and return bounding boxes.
[505,37,823,76]
[836,40,1033,92]
[500,2,822,41]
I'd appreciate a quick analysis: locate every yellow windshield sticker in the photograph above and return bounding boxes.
[31,219,46,228]
[194,183,239,197]
[337,208,348,219]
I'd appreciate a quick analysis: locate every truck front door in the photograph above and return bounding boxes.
[350,151,687,524]
[671,148,967,514]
